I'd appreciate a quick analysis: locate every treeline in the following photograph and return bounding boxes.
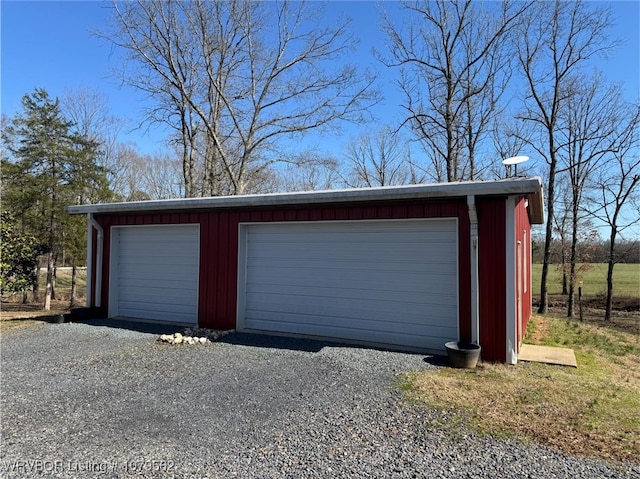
[532,239,640,265]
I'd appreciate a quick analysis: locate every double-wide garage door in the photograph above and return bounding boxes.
[109,225,199,324]
[239,219,459,352]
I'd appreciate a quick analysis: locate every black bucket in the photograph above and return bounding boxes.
[444,341,481,368]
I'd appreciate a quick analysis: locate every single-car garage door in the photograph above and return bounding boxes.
[109,225,199,324]
[238,219,459,352]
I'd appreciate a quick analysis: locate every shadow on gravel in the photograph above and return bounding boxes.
[66,316,446,362]
[220,332,445,365]
[69,317,186,335]
[422,355,449,367]
[220,331,335,352]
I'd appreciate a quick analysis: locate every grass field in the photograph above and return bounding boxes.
[401,314,640,464]
[532,263,640,297]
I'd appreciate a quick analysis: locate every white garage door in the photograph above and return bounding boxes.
[238,219,459,352]
[109,225,199,324]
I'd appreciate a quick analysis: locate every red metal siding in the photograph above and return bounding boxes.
[477,197,507,363]
[515,196,533,348]
[91,199,472,344]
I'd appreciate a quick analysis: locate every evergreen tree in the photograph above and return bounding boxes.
[2,88,110,309]
[0,211,43,297]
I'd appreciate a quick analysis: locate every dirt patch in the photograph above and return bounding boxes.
[528,315,550,343]
[532,295,639,336]
[1,301,70,316]
[0,300,75,329]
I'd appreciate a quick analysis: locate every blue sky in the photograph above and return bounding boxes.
[2,1,639,158]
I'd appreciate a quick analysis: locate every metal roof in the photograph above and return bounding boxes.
[67,176,545,224]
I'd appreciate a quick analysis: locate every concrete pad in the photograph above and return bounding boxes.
[518,344,578,368]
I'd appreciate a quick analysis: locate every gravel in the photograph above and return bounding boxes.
[1,321,637,479]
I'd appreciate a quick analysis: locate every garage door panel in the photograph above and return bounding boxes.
[249,221,455,236]
[119,300,196,315]
[245,316,453,351]
[245,310,456,336]
[247,257,457,274]
[245,299,457,327]
[120,246,198,264]
[118,305,196,324]
[246,283,457,306]
[120,255,198,266]
[246,285,457,308]
[248,241,456,261]
[247,270,457,295]
[120,278,195,290]
[249,233,455,248]
[119,228,197,240]
[245,293,457,322]
[118,263,198,280]
[119,287,197,304]
[240,219,459,352]
[112,225,199,324]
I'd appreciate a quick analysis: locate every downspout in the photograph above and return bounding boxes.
[86,215,93,307]
[467,196,480,345]
[87,213,104,308]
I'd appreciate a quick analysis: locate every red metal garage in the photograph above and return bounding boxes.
[67,177,544,363]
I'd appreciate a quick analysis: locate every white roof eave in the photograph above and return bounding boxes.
[66,177,544,224]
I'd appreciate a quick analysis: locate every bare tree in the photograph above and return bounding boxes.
[140,152,185,200]
[61,87,126,187]
[105,0,378,197]
[108,145,151,201]
[490,113,535,179]
[586,103,640,321]
[514,0,616,313]
[552,176,572,296]
[382,0,529,182]
[277,153,341,192]
[343,127,412,187]
[559,75,624,317]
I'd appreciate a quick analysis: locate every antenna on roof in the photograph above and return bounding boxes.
[502,155,529,177]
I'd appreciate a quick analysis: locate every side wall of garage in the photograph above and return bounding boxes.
[91,199,474,346]
[477,197,507,363]
[515,195,533,348]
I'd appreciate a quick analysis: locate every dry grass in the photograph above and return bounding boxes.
[0,301,72,333]
[1,268,86,332]
[402,314,640,464]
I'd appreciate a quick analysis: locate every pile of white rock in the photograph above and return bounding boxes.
[158,328,234,346]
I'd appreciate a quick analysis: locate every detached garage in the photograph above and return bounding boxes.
[67,177,544,364]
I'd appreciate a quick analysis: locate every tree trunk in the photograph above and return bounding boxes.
[538,211,554,314]
[567,202,579,318]
[538,148,558,314]
[51,265,57,300]
[70,264,78,308]
[604,229,617,321]
[22,290,29,304]
[567,260,576,318]
[32,263,40,302]
[561,246,568,295]
[43,253,54,311]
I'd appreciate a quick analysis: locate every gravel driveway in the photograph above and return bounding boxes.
[1,321,636,479]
